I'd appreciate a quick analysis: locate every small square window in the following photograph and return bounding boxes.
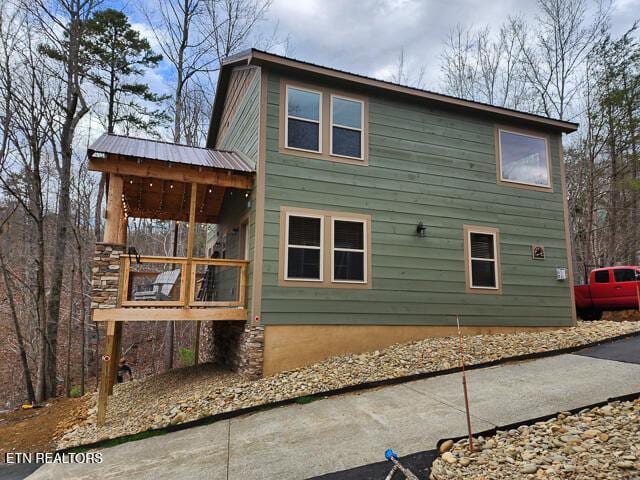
[594,270,610,283]
[498,129,550,188]
[286,87,321,152]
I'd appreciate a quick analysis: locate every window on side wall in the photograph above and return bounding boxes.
[332,218,366,283]
[285,214,323,281]
[286,86,321,152]
[464,226,501,293]
[280,207,372,288]
[497,128,551,190]
[331,95,363,159]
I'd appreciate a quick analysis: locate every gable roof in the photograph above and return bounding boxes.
[207,48,578,146]
[89,133,254,173]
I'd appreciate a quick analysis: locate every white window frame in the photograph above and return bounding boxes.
[468,230,499,290]
[331,217,367,284]
[497,128,551,189]
[285,85,323,154]
[284,212,324,282]
[330,94,364,160]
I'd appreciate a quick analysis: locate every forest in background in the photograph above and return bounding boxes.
[0,0,638,408]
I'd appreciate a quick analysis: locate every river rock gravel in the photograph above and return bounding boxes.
[57,320,640,449]
[430,398,640,479]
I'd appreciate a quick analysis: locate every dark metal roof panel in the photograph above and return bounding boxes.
[88,133,255,172]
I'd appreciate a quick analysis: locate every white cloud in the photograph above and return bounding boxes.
[257,0,639,90]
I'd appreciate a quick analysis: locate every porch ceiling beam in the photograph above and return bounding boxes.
[89,155,254,189]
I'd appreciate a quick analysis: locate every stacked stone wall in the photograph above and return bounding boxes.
[91,242,126,309]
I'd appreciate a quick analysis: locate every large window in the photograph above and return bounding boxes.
[286,86,321,152]
[332,219,366,282]
[331,95,363,159]
[464,226,501,293]
[497,129,551,189]
[280,207,371,288]
[285,213,323,281]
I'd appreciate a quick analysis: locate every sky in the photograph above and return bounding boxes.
[253,0,640,90]
[121,0,640,99]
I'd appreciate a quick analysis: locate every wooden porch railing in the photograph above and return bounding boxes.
[119,255,249,309]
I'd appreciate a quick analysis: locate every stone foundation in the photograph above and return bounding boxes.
[91,242,126,309]
[204,321,264,379]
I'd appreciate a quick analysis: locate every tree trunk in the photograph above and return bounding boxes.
[0,251,36,404]
[65,261,76,397]
[46,12,90,398]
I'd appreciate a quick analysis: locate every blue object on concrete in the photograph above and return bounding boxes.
[384,449,398,461]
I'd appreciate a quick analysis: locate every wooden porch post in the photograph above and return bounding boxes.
[184,184,201,365]
[97,174,126,425]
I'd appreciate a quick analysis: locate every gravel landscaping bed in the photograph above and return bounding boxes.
[57,320,640,449]
[430,397,640,479]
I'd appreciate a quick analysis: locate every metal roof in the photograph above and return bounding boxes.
[89,133,255,173]
[209,48,578,145]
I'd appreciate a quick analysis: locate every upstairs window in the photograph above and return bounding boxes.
[498,129,551,189]
[285,214,323,281]
[464,226,501,293]
[332,219,366,282]
[286,86,321,152]
[331,96,364,159]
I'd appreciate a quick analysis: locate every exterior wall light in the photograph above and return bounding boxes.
[416,221,427,237]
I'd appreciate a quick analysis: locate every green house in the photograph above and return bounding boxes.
[90,49,578,384]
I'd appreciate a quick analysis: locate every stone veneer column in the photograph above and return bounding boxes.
[207,320,264,379]
[91,242,126,309]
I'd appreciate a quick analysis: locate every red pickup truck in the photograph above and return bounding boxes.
[575,266,640,320]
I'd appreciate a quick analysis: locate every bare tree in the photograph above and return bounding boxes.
[510,0,610,120]
[391,47,425,89]
[30,0,100,398]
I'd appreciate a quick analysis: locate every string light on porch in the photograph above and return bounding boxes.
[121,194,130,220]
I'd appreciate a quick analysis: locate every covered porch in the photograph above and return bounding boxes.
[88,133,255,424]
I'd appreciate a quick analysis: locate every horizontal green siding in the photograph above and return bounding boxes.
[215,68,260,312]
[260,71,572,327]
[219,69,260,166]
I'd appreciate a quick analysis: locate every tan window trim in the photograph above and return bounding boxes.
[463,225,502,295]
[495,126,553,193]
[329,94,365,161]
[279,78,369,166]
[283,210,324,283]
[331,216,367,284]
[278,206,372,289]
[284,84,323,154]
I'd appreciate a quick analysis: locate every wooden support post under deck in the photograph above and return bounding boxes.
[97,173,126,426]
[184,183,201,365]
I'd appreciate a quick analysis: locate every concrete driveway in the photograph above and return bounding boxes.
[19,339,640,480]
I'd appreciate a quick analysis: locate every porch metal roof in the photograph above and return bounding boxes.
[89,133,254,173]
